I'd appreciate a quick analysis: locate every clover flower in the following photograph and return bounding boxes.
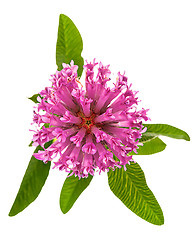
[31,60,149,178]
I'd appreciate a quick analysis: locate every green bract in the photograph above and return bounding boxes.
[9,14,190,225]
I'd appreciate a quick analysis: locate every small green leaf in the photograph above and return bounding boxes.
[28,141,33,147]
[28,94,40,103]
[130,137,166,155]
[60,174,93,214]
[56,14,84,77]
[9,142,52,216]
[108,159,164,225]
[143,124,190,141]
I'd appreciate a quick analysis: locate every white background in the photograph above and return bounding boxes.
[0,0,196,239]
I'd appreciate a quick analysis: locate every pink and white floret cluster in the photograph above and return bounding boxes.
[31,60,149,178]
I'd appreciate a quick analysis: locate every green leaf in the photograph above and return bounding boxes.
[9,142,52,216]
[28,94,40,103]
[60,174,93,214]
[143,124,190,141]
[108,159,164,225]
[139,135,156,143]
[28,141,33,147]
[56,14,84,77]
[130,137,166,155]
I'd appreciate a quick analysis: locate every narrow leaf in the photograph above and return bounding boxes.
[60,174,93,214]
[130,137,166,155]
[29,141,33,147]
[143,124,190,141]
[108,159,164,225]
[9,142,52,216]
[56,14,84,77]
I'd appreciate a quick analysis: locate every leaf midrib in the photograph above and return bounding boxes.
[125,171,163,224]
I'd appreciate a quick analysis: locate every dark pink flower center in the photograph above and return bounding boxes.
[77,112,96,133]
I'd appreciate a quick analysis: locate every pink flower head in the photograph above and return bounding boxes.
[31,60,150,178]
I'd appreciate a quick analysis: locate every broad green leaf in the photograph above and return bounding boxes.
[60,174,93,214]
[108,159,164,225]
[143,124,190,141]
[9,142,52,216]
[28,93,40,103]
[130,137,166,155]
[56,14,84,77]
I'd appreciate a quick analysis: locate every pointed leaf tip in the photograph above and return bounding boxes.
[108,160,164,225]
[28,94,40,103]
[9,141,53,216]
[143,124,190,141]
[56,14,84,77]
